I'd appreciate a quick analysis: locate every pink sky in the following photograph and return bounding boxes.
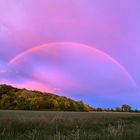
[0,0,140,108]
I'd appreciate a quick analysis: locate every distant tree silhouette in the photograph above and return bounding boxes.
[121,104,132,112]
[116,107,122,112]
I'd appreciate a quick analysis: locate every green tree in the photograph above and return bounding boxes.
[16,96,30,110]
[50,99,59,109]
[116,107,122,112]
[96,108,103,112]
[29,97,42,110]
[68,101,78,111]
[121,104,132,112]
[0,94,11,109]
[78,100,90,112]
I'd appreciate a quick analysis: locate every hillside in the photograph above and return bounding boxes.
[0,84,93,111]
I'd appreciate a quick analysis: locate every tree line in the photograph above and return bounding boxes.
[0,84,93,111]
[94,104,140,112]
[0,84,139,112]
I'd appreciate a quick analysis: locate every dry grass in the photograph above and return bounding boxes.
[0,110,140,140]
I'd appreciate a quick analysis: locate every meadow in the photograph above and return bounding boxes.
[0,110,140,140]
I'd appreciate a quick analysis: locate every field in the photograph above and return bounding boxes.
[0,111,140,140]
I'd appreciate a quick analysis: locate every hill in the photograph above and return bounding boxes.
[0,84,93,111]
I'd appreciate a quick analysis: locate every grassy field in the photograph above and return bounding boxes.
[0,110,140,140]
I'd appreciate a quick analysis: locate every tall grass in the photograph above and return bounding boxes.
[0,110,140,140]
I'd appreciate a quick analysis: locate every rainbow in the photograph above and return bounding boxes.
[8,42,138,89]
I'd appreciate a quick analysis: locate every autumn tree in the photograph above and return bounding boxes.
[0,94,11,109]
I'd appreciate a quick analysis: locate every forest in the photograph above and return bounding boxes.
[0,84,93,111]
[0,84,139,112]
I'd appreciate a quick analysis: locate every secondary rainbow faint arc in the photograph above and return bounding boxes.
[8,42,138,89]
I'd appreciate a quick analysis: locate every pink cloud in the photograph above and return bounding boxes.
[0,69,7,73]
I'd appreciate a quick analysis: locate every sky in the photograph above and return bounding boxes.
[0,0,140,109]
